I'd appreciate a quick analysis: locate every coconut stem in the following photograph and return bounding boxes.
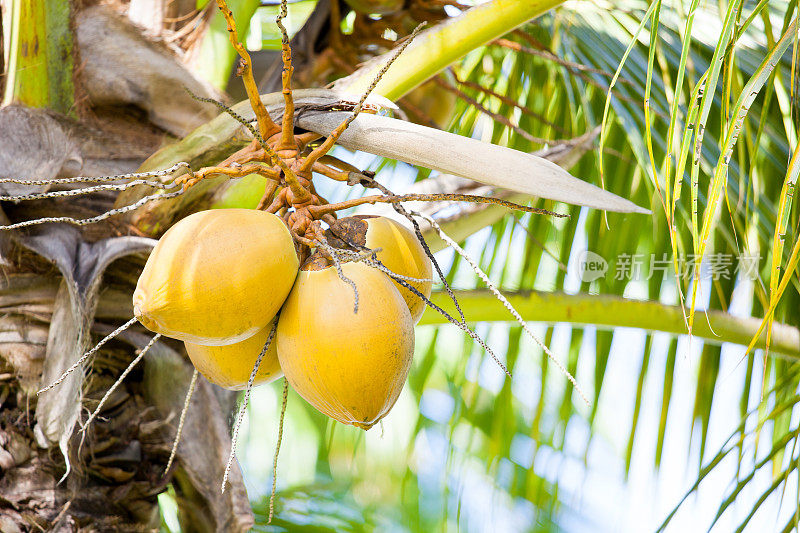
[37,317,139,395]
[80,334,162,434]
[222,321,277,494]
[416,210,590,406]
[307,193,567,218]
[182,89,311,204]
[276,0,296,151]
[186,164,280,187]
[298,23,426,174]
[214,0,279,139]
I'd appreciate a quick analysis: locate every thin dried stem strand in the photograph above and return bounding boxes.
[214,0,278,138]
[222,321,278,494]
[268,378,289,524]
[309,193,565,218]
[502,35,628,82]
[276,0,296,150]
[417,211,590,406]
[80,334,162,433]
[363,258,434,283]
[0,178,181,202]
[386,267,510,377]
[185,89,310,203]
[38,317,138,395]
[0,162,191,186]
[0,190,183,230]
[333,247,434,283]
[299,23,426,173]
[324,224,476,375]
[334,247,381,263]
[398,95,439,128]
[319,240,359,313]
[192,164,280,183]
[362,177,466,324]
[402,211,466,323]
[494,38,642,108]
[186,90,271,152]
[164,368,199,476]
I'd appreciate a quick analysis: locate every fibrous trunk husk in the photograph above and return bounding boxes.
[0,23,253,525]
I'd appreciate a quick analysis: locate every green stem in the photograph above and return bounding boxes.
[335,0,565,100]
[422,193,531,253]
[2,0,74,113]
[418,290,800,359]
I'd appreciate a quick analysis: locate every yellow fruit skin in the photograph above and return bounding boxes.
[184,321,282,390]
[133,209,298,346]
[277,263,414,430]
[361,216,433,324]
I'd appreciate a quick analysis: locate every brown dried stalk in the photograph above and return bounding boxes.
[215,0,279,139]
[308,193,567,218]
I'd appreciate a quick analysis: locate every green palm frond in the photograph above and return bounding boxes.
[332,0,800,529]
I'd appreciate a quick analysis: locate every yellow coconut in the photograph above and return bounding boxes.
[355,215,432,324]
[133,209,298,345]
[277,260,414,430]
[184,321,282,390]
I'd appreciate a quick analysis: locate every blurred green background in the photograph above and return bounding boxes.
[156,1,800,531]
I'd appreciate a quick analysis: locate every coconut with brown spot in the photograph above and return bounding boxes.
[328,215,432,324]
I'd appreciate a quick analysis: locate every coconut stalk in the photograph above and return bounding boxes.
[190,0,261,90]
[126,0,571,221]
[1,0,74,113]
[117,91,646,235]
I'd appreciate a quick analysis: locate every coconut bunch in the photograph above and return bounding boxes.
[133,207,432,430]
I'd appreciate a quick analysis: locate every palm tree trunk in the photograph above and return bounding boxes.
[0,3,252,530]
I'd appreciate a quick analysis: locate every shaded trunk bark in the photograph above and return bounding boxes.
[0,4,252,531]
[0,254,253,531]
